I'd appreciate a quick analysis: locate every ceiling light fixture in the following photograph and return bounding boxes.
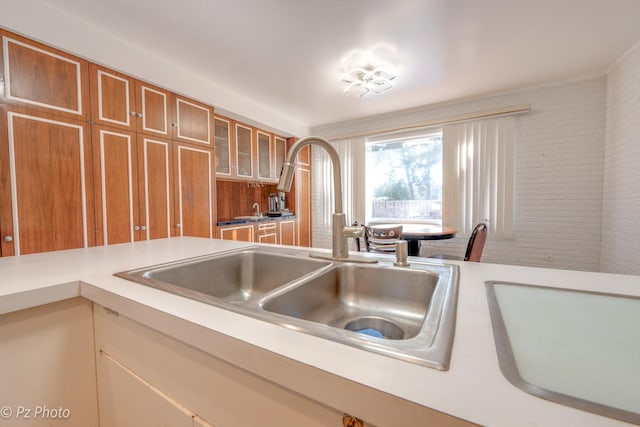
[342,66,397,98]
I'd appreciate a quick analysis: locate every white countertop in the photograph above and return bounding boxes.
[1,237,638,427]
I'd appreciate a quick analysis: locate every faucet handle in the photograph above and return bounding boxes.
[343,224,364,238]
[394,240,410,267]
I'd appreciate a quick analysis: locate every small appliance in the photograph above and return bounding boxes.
[268,192,292,217]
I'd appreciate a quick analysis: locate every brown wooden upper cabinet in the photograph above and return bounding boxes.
[214,117,287,183]
[89,64,174,138]
[273,135,287,181]
[0,31,90,121]
[90,64,213,147]
[172,96,213,147]
[215,116,257,180]
[256,130,272,181]
[235,122,254,179]
[135,81,172,138]
[215,117,255,180]
[214,116,232,177]
[89,64,136,131]
[256,131,290,182]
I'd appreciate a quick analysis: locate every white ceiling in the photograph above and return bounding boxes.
[34,0,640,131]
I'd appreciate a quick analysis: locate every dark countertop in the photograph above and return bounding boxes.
[217,213,296,226]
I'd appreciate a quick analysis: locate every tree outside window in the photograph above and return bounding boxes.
[365,132,442,222]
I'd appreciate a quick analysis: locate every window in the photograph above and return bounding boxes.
[365,131,442,223]
[312,116,514,249]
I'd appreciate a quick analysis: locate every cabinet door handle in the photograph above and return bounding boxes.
[140,225,147,231]
[171,122,178,128]
[175,223,181,228]
[137,113,143,119]
[3,235,13,243]
[129,111,137,116]
[342,415,364,427]
[134,225,140,231]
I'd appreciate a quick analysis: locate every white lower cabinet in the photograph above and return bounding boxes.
[0,298,100,427]
[1,297,476,427]
[193,416,216,427]
[97,351,195,427]
[93,304,350,427]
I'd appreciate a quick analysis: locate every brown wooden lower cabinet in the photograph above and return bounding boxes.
[218,223,254,242]
[92,126,141,245]
[218,220,297,245]
[256,221,278,244]
[92,129,184,245]
[295,167,311,247]
[173,144,215,239]
[0,106,96,256]
[138,135,176,240]
[88,127,178,246]
[279,219,296,246]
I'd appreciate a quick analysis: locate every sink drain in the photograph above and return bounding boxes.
[344,317,404,340]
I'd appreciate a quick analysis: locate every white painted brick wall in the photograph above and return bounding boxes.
[601,42,640,275]
[312,77,607,272]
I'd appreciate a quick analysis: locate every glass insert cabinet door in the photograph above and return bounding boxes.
[274,136,286,180]
[257,131,272,180]
[235,123,253,178]
[214,117,230,175]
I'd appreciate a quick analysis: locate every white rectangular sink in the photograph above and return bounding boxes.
[486,281,640,425]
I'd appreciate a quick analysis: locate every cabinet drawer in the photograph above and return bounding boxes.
[258,222,277,231]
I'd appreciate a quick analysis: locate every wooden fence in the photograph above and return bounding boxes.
[371,199,441,219]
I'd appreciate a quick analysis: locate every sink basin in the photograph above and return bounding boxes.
[115,246,458,369]
[486,281,640,424]
[233,215,264,221]
[115,248,331,304]
[259,262,457,369]
[261,264,437,340]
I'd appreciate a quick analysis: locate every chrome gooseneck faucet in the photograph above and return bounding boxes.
[278,136,376,263]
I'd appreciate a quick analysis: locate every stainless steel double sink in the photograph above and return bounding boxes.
[115,246,459,369]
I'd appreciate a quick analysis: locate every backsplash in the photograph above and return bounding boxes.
[216,181,297,221]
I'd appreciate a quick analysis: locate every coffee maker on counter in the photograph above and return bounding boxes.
[268,192,292,217]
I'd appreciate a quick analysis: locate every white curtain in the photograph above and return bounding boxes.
[442,117,514,239]
[313,138,365,247]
